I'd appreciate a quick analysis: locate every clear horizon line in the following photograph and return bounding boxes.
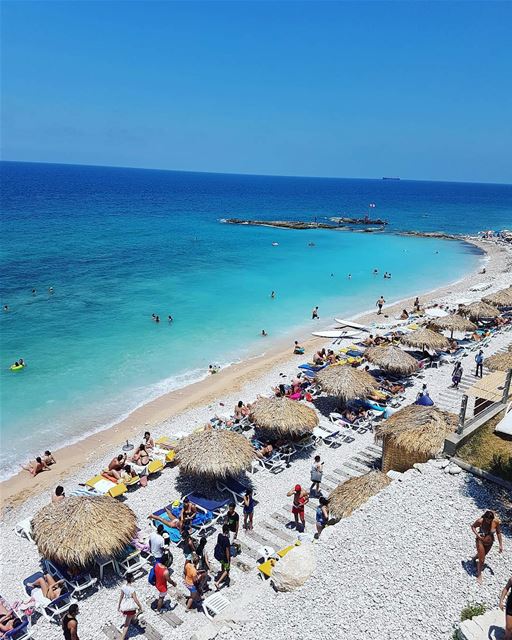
[1,157,510,187]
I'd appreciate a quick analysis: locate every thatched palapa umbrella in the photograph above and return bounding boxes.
[484,351,512,372]
[316,365,377,401]
[428,314,476,338]
[250,396,318,437]
[459,301,500,320]
[365,345,419,376]
[328,471,391,520]
[32,496,137,568]
[175,428,255,478]
[374,405,457,473]
[482,288,512,308]
[401,327,450,352]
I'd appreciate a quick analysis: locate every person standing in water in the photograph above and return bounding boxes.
[168,315,173,322]
[271,291,275,299]
[312,306,319,320]
[376,296,385,314]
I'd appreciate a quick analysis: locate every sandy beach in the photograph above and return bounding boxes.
[1,235,508,512]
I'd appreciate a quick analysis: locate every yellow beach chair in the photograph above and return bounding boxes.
[85,474,127,498]
[147,459,164,475]
[257,542,301,579]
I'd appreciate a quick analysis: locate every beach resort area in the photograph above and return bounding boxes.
[1,233,511,640]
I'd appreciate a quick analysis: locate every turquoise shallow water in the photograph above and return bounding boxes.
[1,162,509,479]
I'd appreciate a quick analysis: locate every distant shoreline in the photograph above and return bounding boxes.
[1,235,506,513]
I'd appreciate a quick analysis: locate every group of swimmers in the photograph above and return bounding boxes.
[151,314,173,323]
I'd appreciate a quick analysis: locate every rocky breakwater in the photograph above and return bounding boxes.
[223,219,344,230]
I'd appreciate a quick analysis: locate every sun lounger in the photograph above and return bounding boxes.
[216,477,255,503]
[149,506,183,544]
[186,493,230,525]
[313,425,342,448]
[14,518,34,543]
[202,592,231,621]
[43,559,97,597]
[0,596,32,640]
[23,572,76,623]
[114,546,147,578]
[147,459,164,475]
[257,542,300,579]
[84,475,127,498]
[257,451,286,473]
[293,433,316,451]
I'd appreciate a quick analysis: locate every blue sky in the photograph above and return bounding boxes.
[1,1,511,183]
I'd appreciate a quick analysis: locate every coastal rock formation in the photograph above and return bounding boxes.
[329,216,388,225]
[223,219,343,230]
[271,543,316,591]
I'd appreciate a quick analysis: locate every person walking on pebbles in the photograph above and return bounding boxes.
[471,510,503,583]
[310,455,324,497]
[287,484,309,532]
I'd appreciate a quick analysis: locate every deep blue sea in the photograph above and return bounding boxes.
[1,161,511,478]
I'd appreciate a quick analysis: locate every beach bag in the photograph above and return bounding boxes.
[214,543,223,562]
[310,465,322,482]
[148,566,156,586]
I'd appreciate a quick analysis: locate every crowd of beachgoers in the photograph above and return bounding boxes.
[0,236,511,640]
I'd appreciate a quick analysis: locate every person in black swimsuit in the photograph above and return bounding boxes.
[62,603,79,640]
[499,577,512,640]
[471,510,504,583]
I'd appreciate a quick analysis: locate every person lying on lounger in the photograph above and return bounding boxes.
[27,574,64,600]
[149,506,181,530]
[255,443,274,459]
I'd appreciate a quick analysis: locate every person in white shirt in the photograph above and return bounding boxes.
[149,524,165,563]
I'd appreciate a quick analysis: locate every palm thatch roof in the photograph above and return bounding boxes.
[459,301,501,320]
[175,428,255,478]
[374,405,457,458]
[484,351,512,372]
[32,496,137,568]
[365,345,419,376]
[315,365,378,401]
[250,396,319,436]
[428,314,476,337]
[328,471,391,519]
[482,288,512,308]
[401,327,450,351]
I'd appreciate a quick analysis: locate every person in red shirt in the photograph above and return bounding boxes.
[154,552,177,612]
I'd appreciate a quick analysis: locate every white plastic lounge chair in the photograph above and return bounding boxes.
[216,477,255,503]
[23,572,76,623]
[258,451,286,474]
[43,559,97,597]
[313,425,342,448]
[114,548,147,578]
[202,592,231,620]
[14,518,34,543]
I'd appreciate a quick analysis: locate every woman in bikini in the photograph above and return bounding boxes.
[471,510,504,583]
[28,574,64,600]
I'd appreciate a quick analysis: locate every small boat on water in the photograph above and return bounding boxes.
[271,242,279,246]
[382,177,400,181]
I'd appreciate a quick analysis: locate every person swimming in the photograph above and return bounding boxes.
[271,291,275,299]
[261,329,268,336]
[168,315,173,322]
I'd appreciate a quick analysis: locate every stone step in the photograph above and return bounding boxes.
[350,456,375,469]
[342,461,367,475]
[245,528,278,549]
[259,520,295,544]
[356,449,382,461]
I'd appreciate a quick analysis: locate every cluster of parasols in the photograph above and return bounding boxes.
[28,286,512,572]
